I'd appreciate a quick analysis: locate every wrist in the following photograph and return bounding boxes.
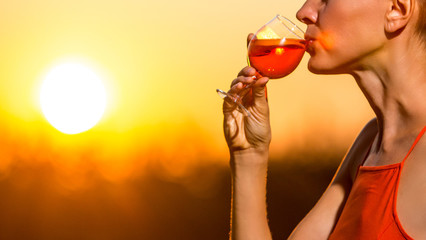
[230,147,269,172]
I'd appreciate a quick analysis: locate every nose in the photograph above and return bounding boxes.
[296,0,319,25]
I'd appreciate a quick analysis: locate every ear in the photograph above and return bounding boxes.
[385,0,415,33]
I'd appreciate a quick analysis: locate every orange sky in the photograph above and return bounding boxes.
[0,0,374,182]
[0,1,377,239]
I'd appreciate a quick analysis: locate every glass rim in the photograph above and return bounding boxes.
[275,14,305,40]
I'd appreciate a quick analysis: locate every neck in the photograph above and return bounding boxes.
[351,37,426,150]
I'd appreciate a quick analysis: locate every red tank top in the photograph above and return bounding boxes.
[328,126,426,240]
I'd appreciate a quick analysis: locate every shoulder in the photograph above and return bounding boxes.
[342,118,378,182]
[287,119,379,239]
[332,119,377,185]
[353,118,378,151]
[353,118,378,156]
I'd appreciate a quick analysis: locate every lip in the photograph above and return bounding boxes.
[304,35,316,53]
[304,33,316,42]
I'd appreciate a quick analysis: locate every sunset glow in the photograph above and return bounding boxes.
[0,0,375,187]
[0,0,375,238]
[40,62,107,134]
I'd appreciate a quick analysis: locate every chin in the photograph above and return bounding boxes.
[308,62,340,75]
[307,57,350,75]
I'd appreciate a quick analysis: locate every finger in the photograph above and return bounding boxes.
[229,81,245,95]
[230,75,256,88]
[229,75,267,98]
[251,77,269,99]
[247,33,255,47]
[222,95,238,114]
[252,76,269,88]
[237,66,256,77]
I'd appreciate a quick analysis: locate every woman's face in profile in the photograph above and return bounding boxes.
[297,0,389,74]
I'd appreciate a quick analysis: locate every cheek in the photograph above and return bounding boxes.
[317,31,335,51]
[330,14,385,59]
[320,0,385,47]
[309,3,386,72]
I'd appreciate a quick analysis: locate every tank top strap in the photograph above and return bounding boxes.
[401,126,426,165]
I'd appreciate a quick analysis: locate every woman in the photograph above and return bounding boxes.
[222,0,426,238]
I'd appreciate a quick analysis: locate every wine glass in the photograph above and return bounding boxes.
[217,14,306,117]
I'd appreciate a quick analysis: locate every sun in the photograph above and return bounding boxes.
[40,62,107,134]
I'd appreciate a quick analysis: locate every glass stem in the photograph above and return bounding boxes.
[216,89,251,117]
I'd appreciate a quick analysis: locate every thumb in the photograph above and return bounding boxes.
[247,33,255,47]
[252,77,269,100]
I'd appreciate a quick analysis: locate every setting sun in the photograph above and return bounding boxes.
[0,0,376,239]
[39,62,107,134]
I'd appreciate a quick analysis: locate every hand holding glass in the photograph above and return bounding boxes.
[217,15,306,116]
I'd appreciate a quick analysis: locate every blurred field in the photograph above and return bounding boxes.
[0,149,342,240]
[0,0,376,238]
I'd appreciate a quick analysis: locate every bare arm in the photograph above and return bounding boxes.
[222,34,377,240]
[288,119,377,239]
[227,115,376,240]
[223,65,271,240]
[230,149,272,240]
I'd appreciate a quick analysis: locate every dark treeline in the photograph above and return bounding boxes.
[0,153,341,239]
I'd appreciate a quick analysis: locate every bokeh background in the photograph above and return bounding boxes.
[0,0,374,239]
